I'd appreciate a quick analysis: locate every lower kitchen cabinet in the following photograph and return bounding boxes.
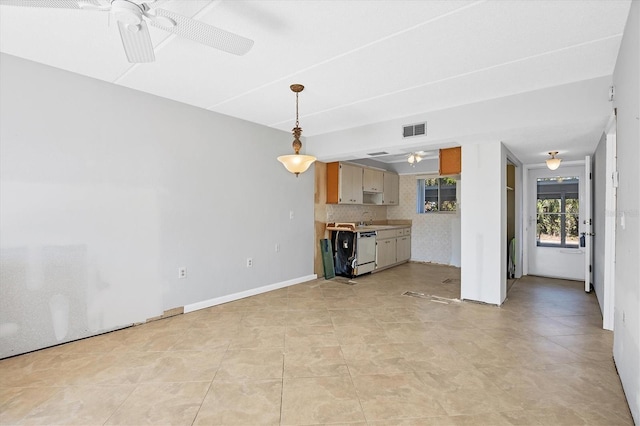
[376,237,397,269]
[396,235,411,262]
[376,228,411,271]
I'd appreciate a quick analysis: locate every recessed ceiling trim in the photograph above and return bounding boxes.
[266,32,624,130]
[218,1,487,113]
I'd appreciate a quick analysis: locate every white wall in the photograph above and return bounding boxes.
[460,141,506,305]
[592,133,607,314]
[0,54,315,358]
[611,2,639,422]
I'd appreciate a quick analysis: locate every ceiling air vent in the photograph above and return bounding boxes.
[367,151,389,156]
[403,122,427,138]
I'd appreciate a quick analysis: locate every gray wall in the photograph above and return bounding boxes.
[612,2,639,423]
[0,54,315,358]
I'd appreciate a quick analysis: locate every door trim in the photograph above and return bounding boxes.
[584,155,592,292]
[523,161,586,280]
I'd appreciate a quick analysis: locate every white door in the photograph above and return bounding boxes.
[584,156,593,292]
[528,165,586,280]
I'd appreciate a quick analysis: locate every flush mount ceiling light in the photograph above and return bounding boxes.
[277,84,316,177]
[546,151,562,170]
[407,152,423,166]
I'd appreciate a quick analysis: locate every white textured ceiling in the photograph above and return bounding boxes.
[0,0,633,165]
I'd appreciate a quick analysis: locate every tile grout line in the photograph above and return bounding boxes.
[101,381,138,426]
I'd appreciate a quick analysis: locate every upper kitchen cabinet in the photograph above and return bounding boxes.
[382,172,399,205]
[439,147,461,175]
[363,168,383,193]
[327,162,363,204]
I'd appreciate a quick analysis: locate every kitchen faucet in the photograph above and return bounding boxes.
[360,211,372,226]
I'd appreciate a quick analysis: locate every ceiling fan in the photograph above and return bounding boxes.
[0,0,254,63]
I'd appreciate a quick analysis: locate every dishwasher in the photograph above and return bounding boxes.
[327,223,377,277]
[330,230,377,277]
[355,231,376,275]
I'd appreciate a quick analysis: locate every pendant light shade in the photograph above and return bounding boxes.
[546,151,562,170]
[278,84,316,177]
[277,154,317,175]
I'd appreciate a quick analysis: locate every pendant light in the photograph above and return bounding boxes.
[546,151,562,170]
[277,84,316,177]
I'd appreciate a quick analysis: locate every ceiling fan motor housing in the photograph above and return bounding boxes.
[111,0,146,28]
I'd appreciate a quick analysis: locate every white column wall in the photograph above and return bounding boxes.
[460,141,506,305]
[611,1,640,422]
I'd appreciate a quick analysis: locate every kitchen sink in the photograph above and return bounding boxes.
[356,225,396,230]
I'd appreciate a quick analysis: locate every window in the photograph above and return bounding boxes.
[536,177,579,247]
[417,177,457,213]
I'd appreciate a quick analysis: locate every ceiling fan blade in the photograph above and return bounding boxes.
[117,20,155,63]
[148,8,254,56]
[0,0,103,9]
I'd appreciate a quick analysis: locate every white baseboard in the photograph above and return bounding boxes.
[183,274,318,313]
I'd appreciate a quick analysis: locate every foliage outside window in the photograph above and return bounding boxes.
[417,177,457,213]
[536,177,579,248]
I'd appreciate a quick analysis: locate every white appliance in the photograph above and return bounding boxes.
[326,223,377,277]
[355,231,377,275]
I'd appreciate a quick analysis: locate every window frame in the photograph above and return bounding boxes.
[536,177,580,248]
[416,176,458,214]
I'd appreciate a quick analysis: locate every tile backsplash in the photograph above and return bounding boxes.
[325,204,387,223]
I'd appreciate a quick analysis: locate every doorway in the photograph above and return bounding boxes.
[527,165,586,280]
[506,163,516,288]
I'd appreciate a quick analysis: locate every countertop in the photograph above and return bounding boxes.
[326,221,411,232]
[353,224,409,231]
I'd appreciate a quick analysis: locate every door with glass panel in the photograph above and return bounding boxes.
[528,165,586,280]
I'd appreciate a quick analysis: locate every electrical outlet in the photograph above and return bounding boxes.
[246,258,253,268]
[275,243,280,252]
[178,267,187,279]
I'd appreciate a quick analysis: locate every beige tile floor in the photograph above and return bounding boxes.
[0,262,633,425]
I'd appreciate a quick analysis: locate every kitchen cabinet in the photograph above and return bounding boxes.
[396,235,411,263]
[327,163,399,206]
[326,162,363,204]
[376,236,397,269]
[382,172,399,205]
[439,147,461,175]
[363,168,383,193]
[375,227,411,270]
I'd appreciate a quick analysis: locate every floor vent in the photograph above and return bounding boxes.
[402,291,461,304]
[402,291,427,298]
[403,122,427,138]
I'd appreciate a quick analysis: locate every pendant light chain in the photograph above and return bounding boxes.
[295,91,300,128]
[291,84,303,154]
